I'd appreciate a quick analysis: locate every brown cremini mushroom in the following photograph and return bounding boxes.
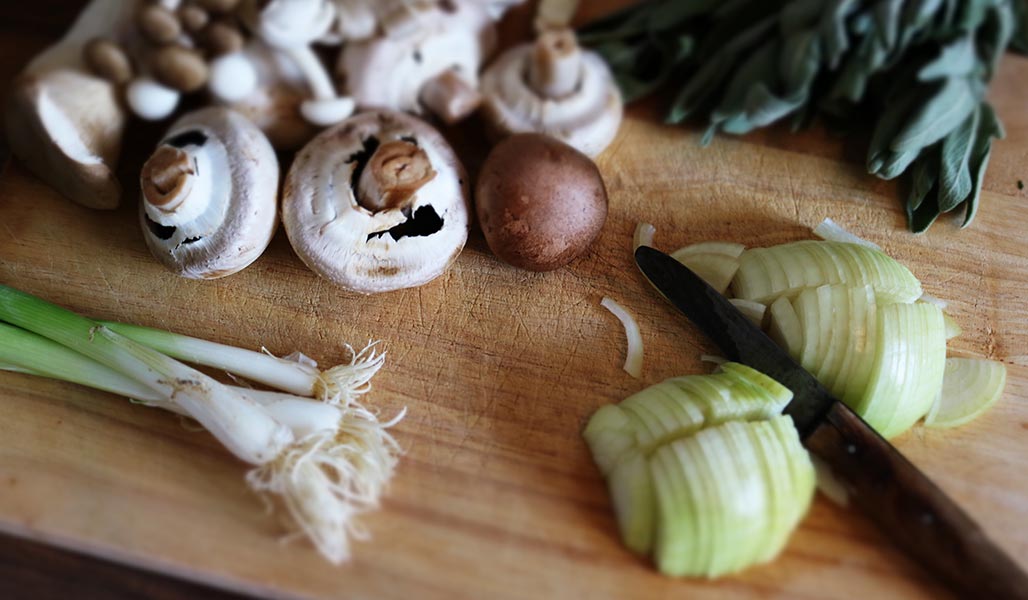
[479,27,623,157]
[475,133,607,271]
[139,107,279,279]
[282,110,470,293]
[4,0,137,209]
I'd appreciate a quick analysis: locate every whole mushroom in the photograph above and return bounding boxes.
[282,110,471,293]
[337,0,496,125]
[139,107,279,279]
[476,133,607,271]
[4,0,138,209]
[241,0,355,127]
[479,27,623,157]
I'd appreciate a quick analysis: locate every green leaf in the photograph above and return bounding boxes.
[889,78,978,154]
[779,30,822,92]
[937,107,979,212]
[818,0,861,68]
[909,150,940,212]
[907,185,942,233]
[918,36,977,80]
[961,102,1004,227]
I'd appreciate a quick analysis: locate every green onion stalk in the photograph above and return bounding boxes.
[0,286,402,563]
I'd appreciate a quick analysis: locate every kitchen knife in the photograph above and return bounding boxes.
[634,245,1028,599]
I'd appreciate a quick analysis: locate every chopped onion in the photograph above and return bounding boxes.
[813,218,882,251]
[917,293,948,310]
[924,358,1006,428]
[583,363,814,577]
[810,455,849,507]
[601,297,643,378]
[728,298,766,328]
[700,354,727,365]
[634,222,656,250]
[942,311,963,340]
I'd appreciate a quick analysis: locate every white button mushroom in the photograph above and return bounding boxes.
[242,0,355,127]
[479,27,623,157]
[4,0,137,209]
[282,110,471,294]
[139,107,279,279]
[337,1,496,125]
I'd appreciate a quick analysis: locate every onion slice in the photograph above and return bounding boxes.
[634,222,656,250]
[813,218,881,251]
[601,297,643,378]
[924,357,1007,428]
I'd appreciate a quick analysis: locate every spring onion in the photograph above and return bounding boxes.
[583,363,814,577]
[924,358,1007,428]
[0,286,401,563]
[100,321,384,405]
[601,297,643,378]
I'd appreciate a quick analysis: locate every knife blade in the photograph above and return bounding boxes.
[634,245,1028,599]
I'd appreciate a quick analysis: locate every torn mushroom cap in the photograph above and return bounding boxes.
[480,27,623,158]
[140,107,279,279]
[4,0,137,209]
[338,1,495,124]
[282,110,470,294]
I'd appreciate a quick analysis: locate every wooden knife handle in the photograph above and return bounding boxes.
[805,402,1028,599]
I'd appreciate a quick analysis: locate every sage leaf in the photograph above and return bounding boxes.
[938,107,980,212]
[889,78,977,154]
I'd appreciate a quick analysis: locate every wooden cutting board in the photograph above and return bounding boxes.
[2,2,1027,598]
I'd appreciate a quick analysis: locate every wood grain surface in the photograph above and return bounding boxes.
[2,2,1027,598]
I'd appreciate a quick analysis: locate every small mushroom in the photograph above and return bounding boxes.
[338,1,495,124]
[479,27,623,157]
[139,107,279,279]
[4,0,137,209]
[215,41,320,150]
[282,110,470,293]
[242,0,355,127]
[475,133,607,271]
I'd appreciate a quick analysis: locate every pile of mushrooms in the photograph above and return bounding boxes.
[8,0,619,287]
[282,110,470,293]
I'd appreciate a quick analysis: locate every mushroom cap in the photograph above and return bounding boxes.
[475,133,607,271]
[338,1,495,117]
[480,43,623,158]
[4,69,124,209]
[282,110,470,294]
[139,107,279,279]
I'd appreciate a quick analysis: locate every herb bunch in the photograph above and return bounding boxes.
[581,0,1026,232]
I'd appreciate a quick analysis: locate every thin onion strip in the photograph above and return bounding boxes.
[812,218,882,250]
[601,297,643,378]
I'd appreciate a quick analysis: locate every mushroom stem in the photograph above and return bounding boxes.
[141,145,194,210]
[418,70,482,125]
[528,28,582,99]
[356,140,436,213]
[140,140,218,227]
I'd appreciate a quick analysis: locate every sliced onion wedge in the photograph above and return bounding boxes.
[732,241,922,304]
[924,358,1007,428]
[729,298,766,328]
[601,297,643,378]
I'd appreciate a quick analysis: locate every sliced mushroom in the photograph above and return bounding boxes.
[139,107,279,279]
[479,27,623,157]
[338,1,496,125]
[282,110,470,294]
[4,0,137,209]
